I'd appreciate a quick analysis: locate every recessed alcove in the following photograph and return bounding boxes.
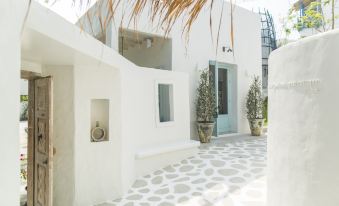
[90,99,109,142]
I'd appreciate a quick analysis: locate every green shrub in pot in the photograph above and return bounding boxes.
[246,76,264,136]
[196,69,217,143]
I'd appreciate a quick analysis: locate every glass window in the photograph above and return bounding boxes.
[218,69,228,115]
[158,84,174,122]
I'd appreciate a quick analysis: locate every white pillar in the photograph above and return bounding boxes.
[268,30,339,206]
[0,1,27,205]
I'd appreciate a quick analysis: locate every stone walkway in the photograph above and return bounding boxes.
[99,135,267,206]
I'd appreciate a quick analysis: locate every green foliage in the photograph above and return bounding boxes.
[196,69,217,123]
[263,96,268,123]
[20,101,28,121]
[283,0,338,37]
[246,76,264,120]
[297,2,324,31]
[20,95,28,102]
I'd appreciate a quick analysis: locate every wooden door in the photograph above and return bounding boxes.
[33,77,53,206]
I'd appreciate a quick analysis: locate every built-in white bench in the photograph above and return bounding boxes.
[135,140,200,177]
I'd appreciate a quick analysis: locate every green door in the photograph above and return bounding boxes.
[209,61,234,136]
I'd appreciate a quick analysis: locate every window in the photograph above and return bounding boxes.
[218,69,228,115]
[157,83,174,124]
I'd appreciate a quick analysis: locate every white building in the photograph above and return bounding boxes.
[0,0,261,205]
[79,0,262,138]
[293,0,339,37]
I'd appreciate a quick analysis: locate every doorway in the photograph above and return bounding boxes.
[20,78,28,206]
[209,61,237,136]
[20,71,53,206]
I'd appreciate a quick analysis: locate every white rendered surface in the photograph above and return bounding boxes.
[1,0,260,205]
[19,2,196,205]
[268,29,339,206]
[0,1,28,205]
[79,0,262,139]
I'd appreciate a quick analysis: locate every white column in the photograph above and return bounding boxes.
[268,30,339,206]
[0,1,27,205]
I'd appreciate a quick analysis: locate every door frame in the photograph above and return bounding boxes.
[22,71,53,206]
[33,76,53,206]
[21,71,40,206]
[209,61,238,136]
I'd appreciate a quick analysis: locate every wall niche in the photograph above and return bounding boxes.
[90,99,109,142]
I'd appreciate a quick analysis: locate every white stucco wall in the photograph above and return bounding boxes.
[73,64,122,205]
[170,1,262,138]
[119,67,191,191]
[79,0,262,139]
[0,1,28,205]
[17,2,194,205]
[69,62,191,205]
[43,66,76,206]
[2,0,263,204]
[268,29,339,206]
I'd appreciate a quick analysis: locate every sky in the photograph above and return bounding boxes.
[36,0,300,40]
[237,0,300,39]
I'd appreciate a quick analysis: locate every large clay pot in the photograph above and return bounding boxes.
[197,122,215,143]
[248,118,264,136]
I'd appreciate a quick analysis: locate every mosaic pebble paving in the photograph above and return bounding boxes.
[97,136,267,206]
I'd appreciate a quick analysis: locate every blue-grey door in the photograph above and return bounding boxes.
[209,61,234,136]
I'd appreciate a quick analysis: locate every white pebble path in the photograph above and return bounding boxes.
[97,136,267,206]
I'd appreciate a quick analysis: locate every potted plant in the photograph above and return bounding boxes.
[196,69,217,143]
[246,76,264,136]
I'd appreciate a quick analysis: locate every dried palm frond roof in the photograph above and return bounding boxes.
[76,0,216,36]
[75,0,236,49]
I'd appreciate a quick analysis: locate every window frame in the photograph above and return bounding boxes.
[154,80,175,127]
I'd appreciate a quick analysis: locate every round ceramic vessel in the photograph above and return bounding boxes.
[248,118,264,136]
[197,122,215,143]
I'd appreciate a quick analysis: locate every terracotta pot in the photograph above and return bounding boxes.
[197,122,215,143]
[248,118,264,136]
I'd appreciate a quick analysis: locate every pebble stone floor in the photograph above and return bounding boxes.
[98,135,267,206]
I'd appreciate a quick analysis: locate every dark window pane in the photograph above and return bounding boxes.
[158,84,174,122]
[218,69,228,115]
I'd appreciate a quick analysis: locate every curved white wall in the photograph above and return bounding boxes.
[268,29,339,206]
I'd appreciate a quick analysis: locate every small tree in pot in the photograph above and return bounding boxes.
[246,76,264,136]
[196,69,217,143]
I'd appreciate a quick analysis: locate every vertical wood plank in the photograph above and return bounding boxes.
[33,77,53,206]
[27,80,35,206]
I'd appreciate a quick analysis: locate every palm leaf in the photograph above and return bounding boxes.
[46,0,237,50]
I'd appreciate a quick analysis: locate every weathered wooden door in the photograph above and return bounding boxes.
[33,77,53,206]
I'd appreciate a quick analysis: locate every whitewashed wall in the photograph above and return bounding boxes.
[73,64,122,205]
[119,67,191,191]
[0,1,28,205]
[79,0,262,138]
[170,1,262,138]
[19,2,193,205]
[43,66,76,206]
[268,29,339,206]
